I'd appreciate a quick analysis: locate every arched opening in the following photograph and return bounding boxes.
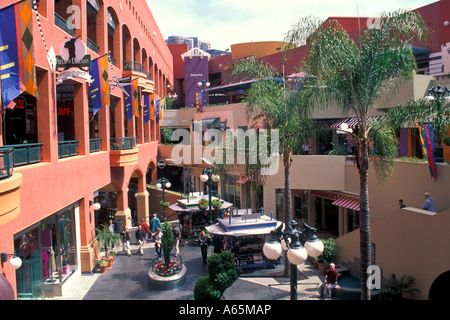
[107,7,119,66]
[429,271,450,300]
[128,168,145,226]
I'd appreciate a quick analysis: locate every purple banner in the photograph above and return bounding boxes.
[184,56,209,108]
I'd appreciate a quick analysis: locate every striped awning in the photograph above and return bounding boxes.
[330,116,384,130]
[332,196,360,211]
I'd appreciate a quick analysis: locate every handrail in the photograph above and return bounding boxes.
[54,12,75,36]
[0,146,14,180]
[89,138,102,153]
[122,60,152,80]
[123,60,144,73]
[110,137,136,150]
[58,140,79,159]
[3,143,43,167]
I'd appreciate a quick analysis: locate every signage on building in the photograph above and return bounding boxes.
[56,36,92,84]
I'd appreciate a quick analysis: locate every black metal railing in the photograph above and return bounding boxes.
[110,137,136,150]
[54,12,75,36]
[89,138,102,153]
[87,37,100,53]
[58,140,79,158]
[0,147,14,181]
[6,143,43,167]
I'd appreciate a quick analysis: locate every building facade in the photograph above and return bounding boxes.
[0,0,173,299]
[160,0,450,299]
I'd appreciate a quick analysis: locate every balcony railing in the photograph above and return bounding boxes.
[110,137,136,150]
[87,37,100,54]
[89,138,102,153]
[0,147,14,181]
[58,140,79,159]
[54,12,75,36]
[122,60,152,80]
[5,143,43,167]
[123,60,144,73]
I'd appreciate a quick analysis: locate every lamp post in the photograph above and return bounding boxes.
[263,220,324,300]
[199,166,220,225]
[156,177,171,222]
[425,84,450,163]
[197,79,210,107]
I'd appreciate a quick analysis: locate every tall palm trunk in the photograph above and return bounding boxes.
[358,137,371,300]
[283,151,292,277]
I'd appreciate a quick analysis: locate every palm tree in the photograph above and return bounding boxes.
[284,10,429,299]
[232,58,315,276]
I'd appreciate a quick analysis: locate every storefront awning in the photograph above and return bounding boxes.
[332,196,360,211]
[330,116,384,130]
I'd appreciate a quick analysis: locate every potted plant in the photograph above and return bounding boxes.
[159,200,170,208]
[108,249,117,261]
[94,227,121,259]
[377,274,420,300]
[96,259,109,273]
[316,238,336,275]
[198,198,209,211]
[212,199,222,210]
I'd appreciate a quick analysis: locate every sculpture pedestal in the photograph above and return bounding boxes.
[148,264,187,291]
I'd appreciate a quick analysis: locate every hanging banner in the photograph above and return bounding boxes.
[124,78,138,121]
[0,0,38,109]
[419,123,437,180]
[184,56,208,108]
[89,55,110,116]
[143,94,150,124]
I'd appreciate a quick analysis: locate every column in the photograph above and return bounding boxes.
[136,191,149,223]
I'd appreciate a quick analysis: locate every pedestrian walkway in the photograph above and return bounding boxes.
[47,227,325,300]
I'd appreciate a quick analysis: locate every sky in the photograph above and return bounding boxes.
[146,0,437,51]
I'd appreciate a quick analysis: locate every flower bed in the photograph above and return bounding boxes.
[154,257,182,277]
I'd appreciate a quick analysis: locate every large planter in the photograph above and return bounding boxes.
[148,254,187,291]
[98,265,108,273]
[148,264,187,291]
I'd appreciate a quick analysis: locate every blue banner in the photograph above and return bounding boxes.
[143,94,150,124]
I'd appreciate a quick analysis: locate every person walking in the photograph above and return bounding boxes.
[422,192,435,212]
[135,225,145,256]
[152,228,163,257]
[398,199,406,209]
[150,214,161,241]
[140,219,150,242]
[120,226,131,256]
[198,231,211,264]
[172,224,181,256]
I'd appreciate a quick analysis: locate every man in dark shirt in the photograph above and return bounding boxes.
[135,225,145,256]
[320,263,339,299]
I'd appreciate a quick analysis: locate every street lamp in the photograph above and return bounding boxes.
[156,177,171,222]
[199,158,220,224]
[263,220,324,300]
[425,84,450,163]
[197,79,210,108]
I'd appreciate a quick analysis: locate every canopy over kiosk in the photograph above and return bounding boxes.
[169,194,233,236]
[206,214,282,269]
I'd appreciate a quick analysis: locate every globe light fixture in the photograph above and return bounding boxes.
[262,220,324,300]
[1,252,22,270]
